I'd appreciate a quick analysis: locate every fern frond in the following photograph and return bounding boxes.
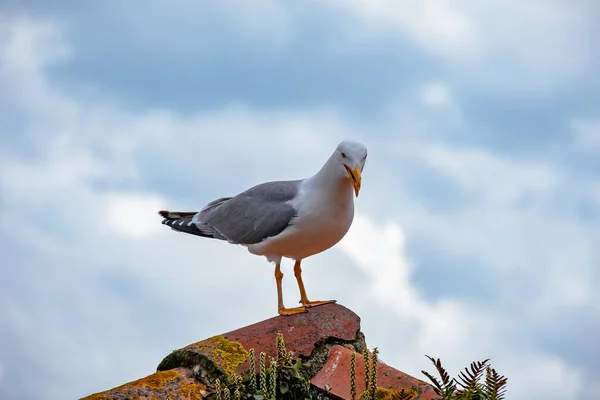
[420,370,444,396]
[456,359,489,395]
[392,389,417,400]
[424,355,456,392]
[484,366,508,400]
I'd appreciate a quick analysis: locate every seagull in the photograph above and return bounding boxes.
[158,140,367,316]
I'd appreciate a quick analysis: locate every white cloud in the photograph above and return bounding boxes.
[338,214,475,367]
[419,82,452,109]
[0,14,69,69]
[416,144,562,204]
[110,0,293,54]
[0,14,73,120]
[327,0,593,91]
[415,81,464,124]
[328,0,476,57]
[571,118,600,152]
[506,354,584,400]
[104,194,167,238]
[340,214,481,352]
[339,213,592,400]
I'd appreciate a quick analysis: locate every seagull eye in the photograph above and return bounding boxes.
[341,152,347,158]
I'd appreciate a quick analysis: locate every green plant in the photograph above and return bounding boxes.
[362,347,371,399]
[369,348,379,400]
[356,347,415,400]
[213,333,508,400]
[213,332,312,400]
[359,347,379,400]
[249,349,257,393]
[421,356,507,400]
[260,351,267,394]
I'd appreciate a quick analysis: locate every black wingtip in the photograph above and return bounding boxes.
[158,210,169,218]
[160,215,223,240]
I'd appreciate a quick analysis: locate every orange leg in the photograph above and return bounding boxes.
[275,263,306,316]
[294,260,337,308]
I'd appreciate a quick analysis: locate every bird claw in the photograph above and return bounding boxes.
[301,299,337,308]
[278,306,307,316]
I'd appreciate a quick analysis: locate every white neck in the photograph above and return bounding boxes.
[304,154,354,199]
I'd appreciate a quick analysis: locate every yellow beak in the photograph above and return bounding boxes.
[345,165,362,197]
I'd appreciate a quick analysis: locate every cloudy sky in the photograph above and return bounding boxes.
[1,1,599,399]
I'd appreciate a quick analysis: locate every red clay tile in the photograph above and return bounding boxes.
[158,303,362,375]
[224,302,360,359]
[310,345,437,400]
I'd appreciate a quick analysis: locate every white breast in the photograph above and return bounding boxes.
[248,178,355,261]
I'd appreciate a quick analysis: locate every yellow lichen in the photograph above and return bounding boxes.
[127,369,181,390]
[192,335,249,376]
[178,382,207,400]
[81,370,181,400]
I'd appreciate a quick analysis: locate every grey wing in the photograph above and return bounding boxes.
[200,197,232,213]
[196,180,301,245]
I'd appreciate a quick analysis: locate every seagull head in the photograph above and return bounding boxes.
[335,140,367,197]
